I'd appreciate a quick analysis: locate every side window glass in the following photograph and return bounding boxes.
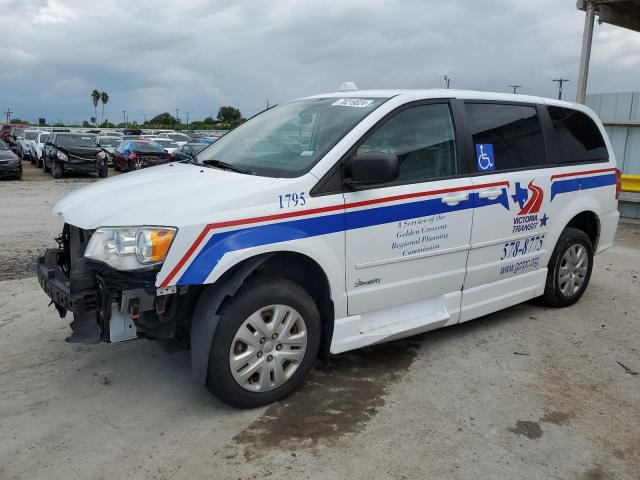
[465,103,546,171]
[547,106,608,163]
[356,103,457,183]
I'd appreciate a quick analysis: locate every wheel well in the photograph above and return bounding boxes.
[565,211,600,249]
[224,252,335,363]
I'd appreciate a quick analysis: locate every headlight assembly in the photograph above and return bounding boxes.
[84,226,177,271]
[97,151,107,160]
[56,151,68,161]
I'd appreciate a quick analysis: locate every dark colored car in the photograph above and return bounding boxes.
[112,140,172,171]
[171,142,210,161]
[42,133,108,179]
[0,139,22,179]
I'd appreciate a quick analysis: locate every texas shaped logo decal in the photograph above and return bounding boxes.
[511,181,544,215]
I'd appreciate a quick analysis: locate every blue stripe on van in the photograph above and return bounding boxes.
[551,173,616,200]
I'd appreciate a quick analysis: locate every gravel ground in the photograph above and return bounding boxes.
[0,161,639,480]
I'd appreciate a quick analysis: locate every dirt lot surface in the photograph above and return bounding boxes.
[1,161,639,479]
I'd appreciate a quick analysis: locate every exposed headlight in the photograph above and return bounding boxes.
[56,151,68,161]
[97,151,107,160]
[84,227,177,271]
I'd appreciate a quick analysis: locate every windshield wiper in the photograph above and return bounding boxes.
[201,159,254,175]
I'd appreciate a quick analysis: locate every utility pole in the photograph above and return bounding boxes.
[509,84,522,94]
[576,0,596,104]
[443,75,451,89]
[122,110,126,125]
[553,78,570,100]
[4,108,12,123]
[266,99,270,110]
[175,108,179,124]
[186,112,189,126]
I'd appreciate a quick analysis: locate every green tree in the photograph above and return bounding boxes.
[217,106,242,124]
[9,118,28,124]
[203,116,215,125]
[100,92,109,124]
[91,90,101,126]
[82,120,91,127]
[149,112,178,126]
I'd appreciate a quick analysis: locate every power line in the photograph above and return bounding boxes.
[553,78,570,100]
[509,84,522,94]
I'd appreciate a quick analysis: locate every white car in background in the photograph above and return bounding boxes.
[147,137,180,154]
[20,130,47,163]
[159,132,191,146]
[31,131,51,168]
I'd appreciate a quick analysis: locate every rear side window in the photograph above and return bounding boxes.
[547,106,608,163]
[465,103,546,171]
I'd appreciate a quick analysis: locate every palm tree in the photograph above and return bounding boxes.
[91,90,100,126]
[100,92,109,125]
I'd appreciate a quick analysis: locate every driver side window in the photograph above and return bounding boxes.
[357,103,457,183]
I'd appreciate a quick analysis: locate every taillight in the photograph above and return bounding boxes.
[615,168,622,200]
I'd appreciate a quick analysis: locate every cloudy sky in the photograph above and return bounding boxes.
[1,0,639,125]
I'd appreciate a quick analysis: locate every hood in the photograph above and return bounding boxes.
[0,150,18,161]
[60,146,101,156]
[52,162,279,229]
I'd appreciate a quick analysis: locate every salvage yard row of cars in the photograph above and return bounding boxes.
[0,125,224,179]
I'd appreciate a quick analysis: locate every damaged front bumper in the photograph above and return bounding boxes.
[37,224,195,345]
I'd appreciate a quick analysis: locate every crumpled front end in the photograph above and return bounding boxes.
[37,224,198,345]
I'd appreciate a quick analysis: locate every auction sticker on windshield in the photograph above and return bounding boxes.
[332,98,374,107]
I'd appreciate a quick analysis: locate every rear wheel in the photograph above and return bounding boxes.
[541,227,593,307]
[43,156,51,173]
[205,277,321,409]
[36,155,43,169]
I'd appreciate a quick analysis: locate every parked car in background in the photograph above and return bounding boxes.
[171,142,210,161]
[32,132,51,168]
[146,137,179,154]
[112,140,172,171]
[96,136,123,166]
[1,124,27,144]
[20,130,46,163]
[159,132,191,146]
[42,132,108,179]
[0,139,21,179]
[9,127,26,154]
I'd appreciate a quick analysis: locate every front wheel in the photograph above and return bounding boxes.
[98,164,108,178]
[205,277,321,408]
[52,160,63,179]
[541,227,594,307]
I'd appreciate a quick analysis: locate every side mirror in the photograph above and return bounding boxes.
[344,152,399,188]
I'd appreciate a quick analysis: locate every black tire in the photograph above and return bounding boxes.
[52,160,62,179]
[36,156,43,169]
[204,277,321,409]
[541,227,594,307]
[29,154,35,165]
[43,157,51,173]
[98,164,108,178]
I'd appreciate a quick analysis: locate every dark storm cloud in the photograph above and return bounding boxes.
[1,0,639,123]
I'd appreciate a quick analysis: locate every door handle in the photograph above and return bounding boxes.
[478,188,502,199]
[442,193,469,205]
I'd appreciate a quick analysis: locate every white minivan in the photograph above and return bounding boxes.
[38,89,620,408]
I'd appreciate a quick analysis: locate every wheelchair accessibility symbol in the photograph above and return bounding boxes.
[475,144,495,171]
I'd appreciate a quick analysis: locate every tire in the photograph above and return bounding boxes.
[52,160,63,179]
[204,277,321,409]
[36,156,43,169]
[98,164,108,178]
[43,157,51,173]
[541,227,594,307]
[29,154,35,165]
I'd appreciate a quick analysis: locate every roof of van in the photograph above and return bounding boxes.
[303,89,587,110]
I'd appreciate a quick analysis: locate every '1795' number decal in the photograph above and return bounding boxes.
[278,192,306,209]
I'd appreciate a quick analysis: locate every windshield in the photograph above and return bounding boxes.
[38,133,49,142]
[0,140,8,150]
[58,135,97,148]
[25,131,40,140]
[98,137,121,146]
[197,97,387,177]
[132,142,165,153]
[190,143,208,154]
